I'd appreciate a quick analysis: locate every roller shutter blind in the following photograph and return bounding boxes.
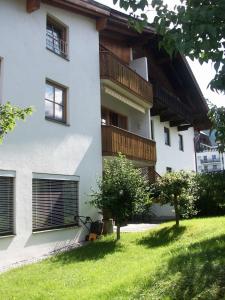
[32,179,79,232]
[0,177,14,236]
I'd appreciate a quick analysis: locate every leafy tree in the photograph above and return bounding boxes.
[208,103,225,153]
[0,102,33,143]
[152,171,198,226]
[113,0,225,92]
[195,171,225,216]
[90,153,151,240]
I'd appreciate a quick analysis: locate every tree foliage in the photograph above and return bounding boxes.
[195,171,225,216]
[90,154,151,239]
[0,102,33,144]
[113,0,225,92]
[208,103,225,153]
[152,171,198,226]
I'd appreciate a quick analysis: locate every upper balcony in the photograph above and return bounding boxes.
[200,158,221,164]
[102,125,156,165]
[100,50,153,108]
[151,85,193,131]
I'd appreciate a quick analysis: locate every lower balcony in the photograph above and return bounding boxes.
[102,125,156,165]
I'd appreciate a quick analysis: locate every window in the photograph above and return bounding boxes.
[213,164,217,171]
[45,81,66,123]
[203,156,207,162]
[46,16,68,57]
[0,177,14,236]
[101,107,128,130]
[166,167,172,173]
[32,178,79,232]
[164,127,170,146]
[178,134,184,151]
[212,154,216,161]
[204,165,208,172]
[150,120,154,140]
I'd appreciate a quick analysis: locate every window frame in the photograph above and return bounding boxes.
[178,134,184,151]
[212,154,216,161]
[46,15,68,58]
[0,175,15,237]
[150,119,154,140]
[164,127,170,146]
[212,164,217,170]
[32,176,79,232]
[204,165,208,172]
[45,80,67,124]
[101,106,128,130]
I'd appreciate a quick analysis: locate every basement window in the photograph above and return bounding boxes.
[0,176,14,236]
[32,178,79,232]
[46,16,68,58]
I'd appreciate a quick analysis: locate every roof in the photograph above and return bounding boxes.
[39,0,210,129]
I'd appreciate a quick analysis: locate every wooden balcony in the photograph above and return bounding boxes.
[102,125,156,164]
[152,85,193,130]
[100,51,153,105]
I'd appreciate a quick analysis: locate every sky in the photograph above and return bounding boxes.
[97,0,225,107]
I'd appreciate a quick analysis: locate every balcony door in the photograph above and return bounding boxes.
[101,107,128,130]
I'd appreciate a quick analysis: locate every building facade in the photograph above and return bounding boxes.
[196,147,224,173]
[0,0,209,269]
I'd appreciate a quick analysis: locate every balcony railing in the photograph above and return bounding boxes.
[200,158,221,163]
[100,51,153,104]
[153,85,193,123]
[102,125,156,163]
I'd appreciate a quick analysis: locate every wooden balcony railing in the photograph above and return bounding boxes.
[102,125,156,163]
[153,85,193,123]
[100,51,153,104]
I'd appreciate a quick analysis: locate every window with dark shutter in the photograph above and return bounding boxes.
[32,179,79,232]
[0,177,14,236]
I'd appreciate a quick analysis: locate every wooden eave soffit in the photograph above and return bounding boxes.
[27,0,110,19]
[27,0,40,13]
[96,17,108,31]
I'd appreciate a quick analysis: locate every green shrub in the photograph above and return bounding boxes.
[195,171,225,216]
[152,171,198,226]
[90,154,151,239]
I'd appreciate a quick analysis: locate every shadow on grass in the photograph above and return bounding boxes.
[137,225,186,248]
[136,234,225,300]
[51,239,124,265]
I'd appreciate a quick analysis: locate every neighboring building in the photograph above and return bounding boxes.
[0,0,209,269]
[195,131,224,173]
[196,146,224,173]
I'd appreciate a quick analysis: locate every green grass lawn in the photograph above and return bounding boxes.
[1,217,225,300]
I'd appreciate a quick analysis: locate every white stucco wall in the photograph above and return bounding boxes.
[0,0,102,268]
[151,115,195,217]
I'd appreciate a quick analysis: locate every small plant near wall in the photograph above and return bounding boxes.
[0,102,33,143]
[90,153,151,240]
[152,171,198,226]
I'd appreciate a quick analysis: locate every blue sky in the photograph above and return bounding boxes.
[97,0,224,107]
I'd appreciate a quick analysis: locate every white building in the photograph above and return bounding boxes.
[196,146,224,173]
[0,0,209,269]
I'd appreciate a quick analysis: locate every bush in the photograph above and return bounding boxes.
[90,154,151,239]
[152,171,198,226]
[195,171,225,216]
